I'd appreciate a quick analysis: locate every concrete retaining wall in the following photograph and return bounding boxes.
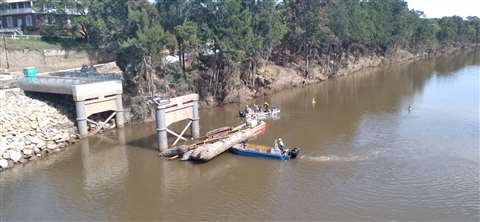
[0,48,94,73]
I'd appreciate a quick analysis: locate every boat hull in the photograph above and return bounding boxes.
[230,144,291,161]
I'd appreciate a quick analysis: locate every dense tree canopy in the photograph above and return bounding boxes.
[37,0,479,102]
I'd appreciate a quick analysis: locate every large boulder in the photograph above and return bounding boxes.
[0,158,8,168]
[46,142,57,150]
[0,141,7,156]
[7,149,22,162]
[22,149,34,157]
[30,136,44,145]
[2,150,10,159]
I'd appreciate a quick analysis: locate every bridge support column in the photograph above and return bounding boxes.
[155,105,168,153]
[115,94,125,128]
[75,100,88,137]
[191,101,200,139]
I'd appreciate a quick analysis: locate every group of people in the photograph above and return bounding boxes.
[245,102,271,114]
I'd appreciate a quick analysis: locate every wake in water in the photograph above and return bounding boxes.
[300,151,381,162]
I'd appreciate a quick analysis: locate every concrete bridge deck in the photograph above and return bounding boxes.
[18,74,119,95]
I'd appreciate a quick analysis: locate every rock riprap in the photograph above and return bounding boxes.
[0,92,79,170]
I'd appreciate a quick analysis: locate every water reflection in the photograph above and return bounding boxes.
[79,130,129,192]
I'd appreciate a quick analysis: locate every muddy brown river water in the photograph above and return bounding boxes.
[1,51,479,221]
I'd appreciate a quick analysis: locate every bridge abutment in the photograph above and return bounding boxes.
[20,77,125,137]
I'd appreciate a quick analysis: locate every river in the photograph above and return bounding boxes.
[1,51,479,221]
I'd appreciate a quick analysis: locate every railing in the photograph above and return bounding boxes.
[0,8,34,16]
[22,74,121,87]
[0,28,24,36]
[54,72,122,81]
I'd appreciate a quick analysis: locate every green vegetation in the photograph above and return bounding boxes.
[4,38,90,50]
[37,0,480,106]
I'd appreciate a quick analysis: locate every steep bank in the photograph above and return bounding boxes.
[0,92,79,170]
[218,46,476,105]
[123,46,476,120]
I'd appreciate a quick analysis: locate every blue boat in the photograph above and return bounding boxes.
[230,143,300,161]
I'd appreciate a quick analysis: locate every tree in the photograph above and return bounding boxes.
[466,16,480,44]
[437,16,467,45]
[241,0,287,86]
[284,0,335,77]
[84,0,131,52]
[117,0,173,97]
[157,0,199,76]
[174,21,199,74]
[412,18,440,50]
[156,0,191,33]
[188,0,256,97]
[34,0,91,39]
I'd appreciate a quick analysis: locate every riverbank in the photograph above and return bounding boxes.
[215,46,476,106]
[0,92,80,170]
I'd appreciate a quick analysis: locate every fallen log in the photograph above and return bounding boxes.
[181,121,267,161]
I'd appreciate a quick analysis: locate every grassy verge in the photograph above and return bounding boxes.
[3,38,91,51]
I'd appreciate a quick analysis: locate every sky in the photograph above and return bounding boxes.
[405,0,480,18]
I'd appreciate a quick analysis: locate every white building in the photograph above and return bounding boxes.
[0,0,78,33]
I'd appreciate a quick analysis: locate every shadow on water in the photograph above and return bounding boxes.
[127,133,158,151]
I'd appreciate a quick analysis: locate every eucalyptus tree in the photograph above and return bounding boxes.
[283,0,335,77]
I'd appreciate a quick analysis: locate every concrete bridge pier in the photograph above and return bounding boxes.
[75,100,88,137]
[115,94,125,128]
[191,101,200,138]
[156,106,168,153]
[151,94,200,153]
